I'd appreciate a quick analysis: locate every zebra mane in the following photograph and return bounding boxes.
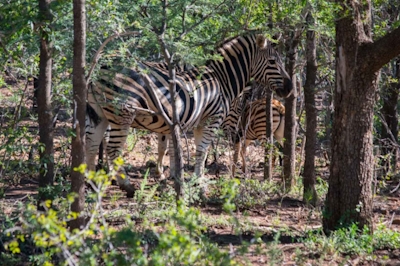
[215,30,262,49]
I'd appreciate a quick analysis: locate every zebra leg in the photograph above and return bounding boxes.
[156,133,168,180]
[86,110,109,173]
[241,139,251,174]
[193,126,215,194]
[97,125,111,172]
[106,124,136,198]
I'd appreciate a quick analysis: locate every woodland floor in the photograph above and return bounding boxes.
[1,80,400,265]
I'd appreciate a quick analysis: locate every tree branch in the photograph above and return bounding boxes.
[160,0,167,36]
[86,31,141,85]
[362,26,400,73]
[174,0,231,42]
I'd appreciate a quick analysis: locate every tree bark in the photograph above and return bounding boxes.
[157,0,184,202]
[303,12,318,206]
[70,0,87,230]
[168,66,184,201]
[283,31,300,192]
[37,0,54,209]
[323,0,400,232]
[263,91,273,180]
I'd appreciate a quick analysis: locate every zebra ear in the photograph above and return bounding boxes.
[256,35,267,49]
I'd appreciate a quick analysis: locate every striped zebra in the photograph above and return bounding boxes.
[228,98,285,174]
[156,86,285,178]
[86,34,293,197]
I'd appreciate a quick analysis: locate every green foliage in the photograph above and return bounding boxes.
[265,232,284,266]
[303,224,400,258]
[371,0,400,39]
[0,103,37,185]
[210,177,278,210]
[1,166,238,265]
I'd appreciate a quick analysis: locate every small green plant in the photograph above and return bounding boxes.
[234,179,277,210]
[266,232,284,266]
[303,223,400,259]
[315,176,329,199]
[183,173,216,205]
[209,177,279,210]
[1,162,240,265]
[134,169,159,216]
[126,129,147,152]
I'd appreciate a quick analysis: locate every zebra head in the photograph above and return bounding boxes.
[251,35,293,98]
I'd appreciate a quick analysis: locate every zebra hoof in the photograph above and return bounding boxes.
[120,185,135,198]
[158,173,166,181]
[125,189,135,198]
[126,191,135,198]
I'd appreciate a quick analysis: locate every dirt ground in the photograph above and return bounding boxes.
[2,131,400,265]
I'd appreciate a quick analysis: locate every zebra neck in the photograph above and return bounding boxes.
[206,36,256,106]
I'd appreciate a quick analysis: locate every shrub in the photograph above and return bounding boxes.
[1,164,238,265]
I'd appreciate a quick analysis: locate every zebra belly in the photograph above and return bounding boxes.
[131,114,171,134]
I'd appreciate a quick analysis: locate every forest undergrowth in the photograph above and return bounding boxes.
[1,77,400,265]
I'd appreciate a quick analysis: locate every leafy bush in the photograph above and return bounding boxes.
[235,179,278,210]
[1,165,239,265]
[303,223,400,258]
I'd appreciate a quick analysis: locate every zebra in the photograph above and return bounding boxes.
[156,88,285,178]
[228,98,285,174]
[86,33,293,197]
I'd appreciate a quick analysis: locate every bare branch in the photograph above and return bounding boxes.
[174,0,231,42]
[377,112,400,149]
[181,5,186,33]
[86,31,141,85]
[160,0,168,36]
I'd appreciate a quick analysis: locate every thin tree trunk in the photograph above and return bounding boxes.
[168,66,184,201]
[263,91,273,180]
[283,32,300,192]
[380,59,399,174]
[37,0,54,209]
[303,12,318,206]
[156,0,184,202]
[324,90,333,155]
[70,0,86,230]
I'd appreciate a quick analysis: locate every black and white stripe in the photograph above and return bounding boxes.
[225,96,285,174]
[86,34,292,196]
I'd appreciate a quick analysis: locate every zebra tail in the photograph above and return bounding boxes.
[86,104,102,126]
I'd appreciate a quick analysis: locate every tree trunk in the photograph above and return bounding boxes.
[323,0,400,232]
[324,58,376,231]
[303,12,318,206]
[170,123,184,201]
[70,0,87,230]
[380,59,399,174]
[37,0,54,209]
[283,32,300,192]
[263,90,273,180]
[168,66,184,201]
